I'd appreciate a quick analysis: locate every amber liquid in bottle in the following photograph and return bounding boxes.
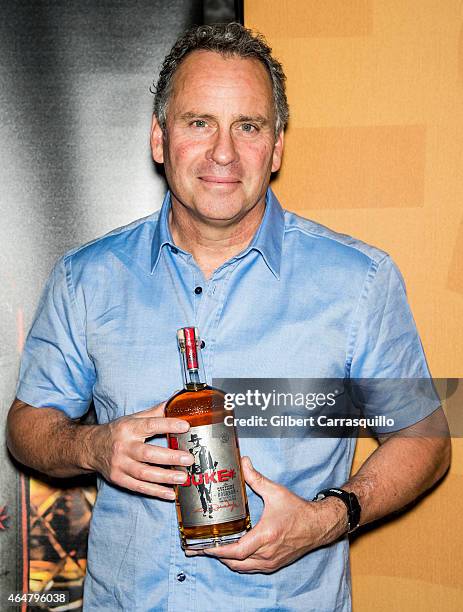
[166,327,251,550]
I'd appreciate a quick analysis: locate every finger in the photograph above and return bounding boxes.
[219,558,271,574]
[241,456,275,499]
[133,416,190,439]
[132,402,167,418]
[184,550,205,557]
[204,527,262,560]
[131,392,183,419]
[125,458,188,486]
[132,442,194,467]
[118,474,176,500]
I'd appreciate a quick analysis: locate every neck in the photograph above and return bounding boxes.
[169,197,266,279]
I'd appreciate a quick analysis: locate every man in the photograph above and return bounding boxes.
[187,433,218,518]
[7,23,450,611]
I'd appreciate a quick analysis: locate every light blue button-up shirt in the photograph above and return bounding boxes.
[17,189,439,611]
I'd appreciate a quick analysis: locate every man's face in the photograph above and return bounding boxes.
[150,50,284,226]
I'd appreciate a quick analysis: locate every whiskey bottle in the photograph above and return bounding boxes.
[166,327,251,550]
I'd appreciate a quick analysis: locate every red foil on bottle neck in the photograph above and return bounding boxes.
[183,327,199,370]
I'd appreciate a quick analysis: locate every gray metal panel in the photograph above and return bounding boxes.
[0,0,203,604]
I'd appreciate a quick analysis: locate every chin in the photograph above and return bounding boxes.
[192,198,250,223]
[198,209,245,225]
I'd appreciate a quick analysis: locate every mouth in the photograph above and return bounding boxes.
[198,176,241,184]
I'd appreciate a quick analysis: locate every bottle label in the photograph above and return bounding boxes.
[172,423,247,527]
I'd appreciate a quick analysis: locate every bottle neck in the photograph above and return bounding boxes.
[178,327,207,391]
[182,361,206,390]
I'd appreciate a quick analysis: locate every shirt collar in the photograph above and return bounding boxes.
[150,191,177,273]
[150,187,285,279]
[242,187,284,279]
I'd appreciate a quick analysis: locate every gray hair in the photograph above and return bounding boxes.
[152,22,289,136]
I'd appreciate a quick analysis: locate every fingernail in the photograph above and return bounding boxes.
[173,473,187,484]
[180,454,193,465]
[175,421,189,432]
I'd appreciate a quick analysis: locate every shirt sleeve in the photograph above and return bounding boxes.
[16,256,96,419]
[348,255,441,433]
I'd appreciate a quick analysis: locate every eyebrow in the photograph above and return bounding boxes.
[179,112,216,122]
[178,111,270,126]
[236,114,270,126]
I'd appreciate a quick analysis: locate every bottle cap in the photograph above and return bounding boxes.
[177,327,199,370]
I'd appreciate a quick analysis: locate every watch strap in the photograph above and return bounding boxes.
[312,487,361,533]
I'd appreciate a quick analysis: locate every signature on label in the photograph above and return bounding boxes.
[193,500,240,514]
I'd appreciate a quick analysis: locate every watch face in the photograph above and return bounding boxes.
[314,488,361,532]
[346,492,361,531]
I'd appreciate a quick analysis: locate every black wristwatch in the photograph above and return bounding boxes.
[312,488,361,533]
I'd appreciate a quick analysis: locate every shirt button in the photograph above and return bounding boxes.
[176,571,186,582]
[194,286,203,295]
[171,247,178,254]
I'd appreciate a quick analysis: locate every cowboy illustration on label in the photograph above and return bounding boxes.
[187,433,219,518]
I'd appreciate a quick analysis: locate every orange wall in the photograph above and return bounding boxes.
[245,1,463,609]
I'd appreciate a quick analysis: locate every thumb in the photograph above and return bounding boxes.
[132,401,166,419]
[241,456,274,498]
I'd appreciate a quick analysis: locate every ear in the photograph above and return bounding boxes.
[150,115,164,164]
[271,129,284,173]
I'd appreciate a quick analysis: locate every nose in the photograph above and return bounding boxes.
[206,128,239,166]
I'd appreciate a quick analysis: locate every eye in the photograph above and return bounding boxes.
[192,119,207,128]
[240,123,257,133]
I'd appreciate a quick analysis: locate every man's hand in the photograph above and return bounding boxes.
[187,457,347,573]
[87,403,194,500]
